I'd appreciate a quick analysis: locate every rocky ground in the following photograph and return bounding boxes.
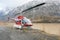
[0,26,59,40]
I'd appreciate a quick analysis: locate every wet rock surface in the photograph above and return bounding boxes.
[0,26,59,40]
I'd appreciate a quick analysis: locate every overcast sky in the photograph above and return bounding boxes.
[0,0,33,10]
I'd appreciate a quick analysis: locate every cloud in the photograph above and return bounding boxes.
[0,0,33,8]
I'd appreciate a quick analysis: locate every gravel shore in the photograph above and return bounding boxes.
[0,26,59,40]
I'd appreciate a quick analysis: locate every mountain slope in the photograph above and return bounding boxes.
[0,0,60,22]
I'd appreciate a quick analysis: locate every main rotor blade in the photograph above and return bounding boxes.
[22,3,46,12]
[15,3,46,16]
